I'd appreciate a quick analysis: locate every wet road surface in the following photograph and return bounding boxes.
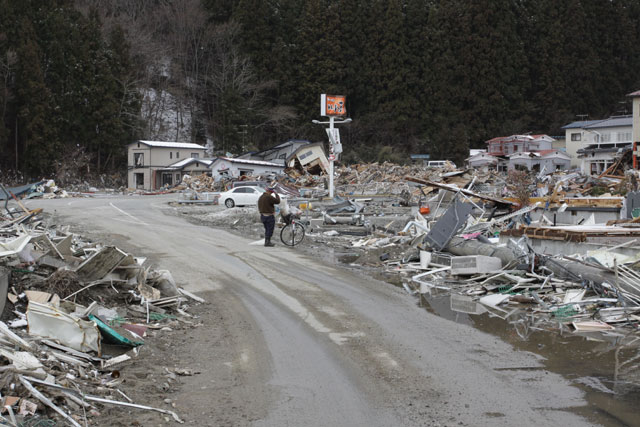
[26,194,598,426]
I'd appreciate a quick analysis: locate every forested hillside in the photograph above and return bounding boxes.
[1,0,640,177]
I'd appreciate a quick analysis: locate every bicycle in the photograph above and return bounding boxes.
[280,213,306,246]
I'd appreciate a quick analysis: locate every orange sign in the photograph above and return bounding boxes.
[321,94,347,117]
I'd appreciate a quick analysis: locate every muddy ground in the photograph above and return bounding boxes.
[27,209,267,426]
[169,203,410,284]
[22,199,638,426]
[36,203,410,426]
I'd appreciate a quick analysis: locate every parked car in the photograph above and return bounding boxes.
[218,186,267,208]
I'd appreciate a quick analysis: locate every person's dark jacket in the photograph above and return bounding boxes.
[258,191,280,214]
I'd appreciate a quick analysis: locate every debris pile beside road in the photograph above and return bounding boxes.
[254,162,640,340]
[173,173,220,193]
[109,159,640,359]
[0,205,203,425]
[1,179,125,201]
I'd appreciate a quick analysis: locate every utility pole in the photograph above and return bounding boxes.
[313,94,351,199]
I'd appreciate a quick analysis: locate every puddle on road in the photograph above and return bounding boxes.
[320,248,639,425]
[420,292,640,427]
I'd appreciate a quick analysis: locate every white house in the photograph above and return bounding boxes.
[562,116,633,175]
[128,140,207,190]
[466,152,498,169]
[209,157,285,181]
[508,150,571,173]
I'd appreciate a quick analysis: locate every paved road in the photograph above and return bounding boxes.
[27,195,593,426]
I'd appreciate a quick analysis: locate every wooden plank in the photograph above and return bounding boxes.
[8,191,30,215]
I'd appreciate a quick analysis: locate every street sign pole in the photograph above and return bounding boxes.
[329,116,335,198]
[313,94,351,200]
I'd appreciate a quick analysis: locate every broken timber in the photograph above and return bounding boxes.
[404,176,517,206]
[501,225,640,243]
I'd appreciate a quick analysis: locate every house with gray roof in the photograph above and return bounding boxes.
[562,116,633,175]
[127,140,207,190]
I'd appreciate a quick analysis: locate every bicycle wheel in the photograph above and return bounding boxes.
[280,222,305,246]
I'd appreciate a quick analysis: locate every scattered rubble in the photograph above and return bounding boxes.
[0,203,203,425]
[177,159,640,347]
[6,150,640,417]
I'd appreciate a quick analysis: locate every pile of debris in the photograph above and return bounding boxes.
[0,205,202,425]
[172,173,220,193]
[0,179,119,201]
[274,166,640,341]
[0,181,70,202]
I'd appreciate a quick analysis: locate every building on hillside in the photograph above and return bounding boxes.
[127,140,207,190]
[238,139,312,165]
[507,150,571,173]
[562,116,633,175]
[209,157,285,181]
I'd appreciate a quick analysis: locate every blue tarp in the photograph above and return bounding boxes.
[0,181,45,200]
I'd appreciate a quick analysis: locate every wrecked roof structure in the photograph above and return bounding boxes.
[238,139,312,164]
[209,157,285,182]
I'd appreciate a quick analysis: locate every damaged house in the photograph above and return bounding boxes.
[285,142,330,175]
[209,157,285,181]
[155,158,214,187]
[465,152,499,169]
[238,139,312,164]
[508,150,571,173]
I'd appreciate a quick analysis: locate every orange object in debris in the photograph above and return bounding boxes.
[419,206,430,214]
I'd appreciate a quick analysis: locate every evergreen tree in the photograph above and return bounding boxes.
[425,0,529,163]
[233,0,278,79]
[293,0,346,126]
[14,18,58,174]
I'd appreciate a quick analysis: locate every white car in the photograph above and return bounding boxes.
[218,186,267,208]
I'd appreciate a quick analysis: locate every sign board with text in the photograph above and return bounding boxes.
[325,128,341,147]
[320,94,347,117]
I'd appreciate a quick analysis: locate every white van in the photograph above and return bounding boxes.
[425,160,456,168]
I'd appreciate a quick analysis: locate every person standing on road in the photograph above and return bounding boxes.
[258,187,280,247]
